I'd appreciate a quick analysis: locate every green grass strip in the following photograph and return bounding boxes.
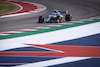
[0,19,100,40]
[0,1,20,14]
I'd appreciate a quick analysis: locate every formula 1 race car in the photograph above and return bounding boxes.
[37,10,72,23]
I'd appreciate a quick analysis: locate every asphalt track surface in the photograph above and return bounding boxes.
[0,0,100,67]
[0,0,100,32]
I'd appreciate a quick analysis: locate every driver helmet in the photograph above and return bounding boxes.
[54,9,57,12]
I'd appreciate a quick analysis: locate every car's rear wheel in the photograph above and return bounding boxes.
[65,14,72,21]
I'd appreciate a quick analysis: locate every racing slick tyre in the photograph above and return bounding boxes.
[65,14,72,21]
[37,16,44,23]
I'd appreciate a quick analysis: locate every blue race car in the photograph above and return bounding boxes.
[37,10,72,23]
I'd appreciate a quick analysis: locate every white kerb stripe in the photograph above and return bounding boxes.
[14,57,91,67]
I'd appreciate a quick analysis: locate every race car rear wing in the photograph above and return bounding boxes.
[60,10,68,14]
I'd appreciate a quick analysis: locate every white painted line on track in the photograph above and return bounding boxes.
[14,57,91,67]
[25,44,64,53]
[0,13,30,18]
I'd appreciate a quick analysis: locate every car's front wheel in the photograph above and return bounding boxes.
[38,16,44,23]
